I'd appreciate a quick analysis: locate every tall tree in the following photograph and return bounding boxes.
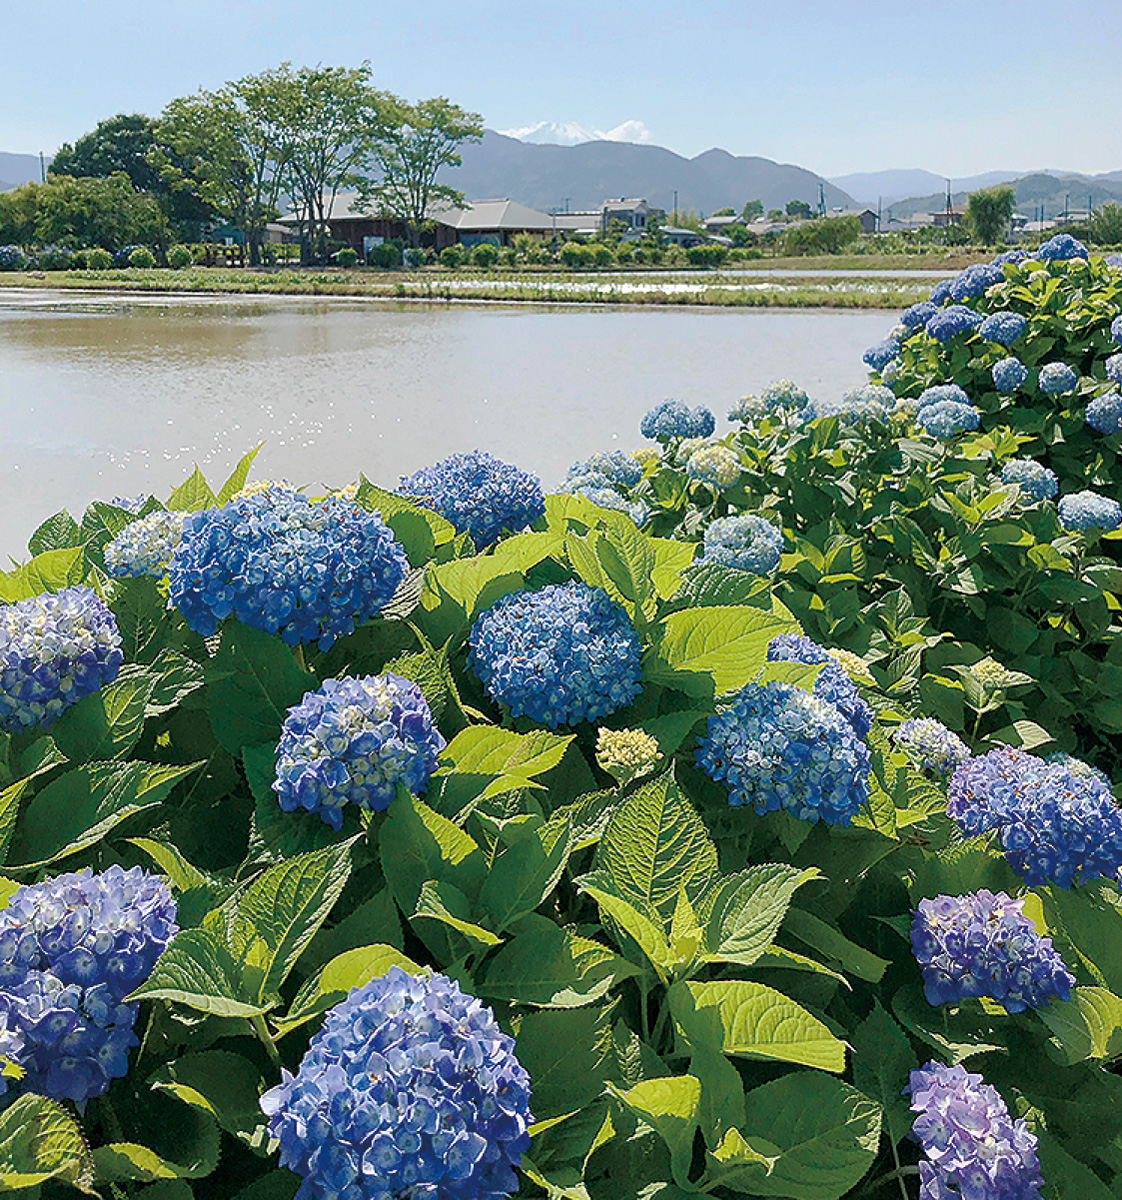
[50,114,163,193]
[359,96,483,247]
[967,185,1016,245]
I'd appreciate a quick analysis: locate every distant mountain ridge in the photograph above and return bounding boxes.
[881,172,1122,222]
[0,152,46,190]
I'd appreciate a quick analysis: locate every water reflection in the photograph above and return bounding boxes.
[0,291,894,558]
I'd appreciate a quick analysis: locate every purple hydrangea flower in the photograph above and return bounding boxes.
[925,305,984,343]
[1001,459,1058,502]
[260,968,532,1200]
[993,356,1029,392]
[892,718,970,774]
[700,514,782,574]
[167,488,408,649]
[569,451,642,489]
[274,674,446,830]
[907,1062,1043,1200]
[640,399,715,440]
[695,679,870,825]
[949,263,1004,302]
[766,634,872,737]
[1036,232,1088,261]
[978,311,1027,345]
[916,400,981,438]
[469,582,642,728]
[863,339,902,371]
[0,867,177,1103]
[0,587,124,732]
[398,450,545,549]
[911,890,1074,1012]
[1038,362,1078,394]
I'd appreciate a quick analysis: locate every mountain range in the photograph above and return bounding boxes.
[0,151,47,192]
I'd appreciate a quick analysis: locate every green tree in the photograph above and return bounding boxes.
[50,114,163,193]
[709,207,735,217]
[14,174,167,249]
[1088,202,1122,246]
[740,199,764,220]
[359,96,483,248]
[966,184,1016,245]
[781,214,862,255]
[786,199,812,219]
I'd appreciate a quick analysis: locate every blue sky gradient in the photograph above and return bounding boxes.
[4,0,1119,176]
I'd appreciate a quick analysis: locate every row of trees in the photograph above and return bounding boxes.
[6,63,483,263]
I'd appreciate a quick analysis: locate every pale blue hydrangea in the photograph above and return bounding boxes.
[907,1063,1043,1199]
[1001,459,1058,502]
[578,451,643,489]
[916,399,981,438]
[274,674,446,830]
[1038,362,1078,394]
[105,510,188,577]
[1105,353,1122,387]
[766,633,872,737]
[916,383,970,411]
[902,300,939,329]
[696,680,870,825]
[398,451,544,549]
[110,494,146,514]
[1086,391,1122,434]
[1111,314,1122,346]
[892,717,970,774]
[640,399,715,441]
[468,582,642,728]
[993,356,1029,392]
[978,311,1027,345]
[731,380,813,422]
[260,968,532,1200]
[1036,232,1088,261]
[0,587,124,732]
[925,304,984,342]
[839,384,895,424]
[685,444,741,489]
[699,514,782,574]
[559,480,650,526]
[863,339,901,371]
[1058,490,1122,532]
[912,890,1074,1012]
[949,262,1004,302]
[1044,751,1111,788]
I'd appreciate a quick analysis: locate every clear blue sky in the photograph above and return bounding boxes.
[4,0,1120,177]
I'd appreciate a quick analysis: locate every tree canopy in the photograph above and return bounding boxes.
[967,185,1016,245]
[50,114,163,193]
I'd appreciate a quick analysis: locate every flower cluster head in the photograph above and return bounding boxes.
[468,582,641,728]
[1037,232,1088,261]
[574,451,643,489]
[911,890,1074,1012]
[993,356,1029,392]
[949,262,1004,302]
[630,447,659,469]
[978,311,1027,346]
[110,494,147,514]
[105,509,188,577]
[1001,458,1058,502]
[274,674,446,831]
[907,1062,1043,1200]
[925,305,983,343]
[640,399,715,441]
[828,647,873,683]
[167,487,408,649]
[902,300,939,329]
[893,718,970,774]
[948,747,1122,887]
[839,384,895,424]
[916,383,970,411]
[766,633,872,737]
[0,866,177,1103]
[260,967,532,1200]
[0,587,123,732]
[863,338,901,371]
[991,249,1029,266]
[1058,490,1122,532]
[685,443,741,489]
[699,514,782,574]
[730,380,814,423]
[928,279,954,307]
[1112,314,1122,346]
[1107,354,1122,387]
[558,478,649,527]
[1044,751,1111,788]
[596,727,662,785]
[916,399,981,439]
[398,451,544,550]
[695,679,870,826]
[1038,362,1078,395]
[1086,391,1122,434]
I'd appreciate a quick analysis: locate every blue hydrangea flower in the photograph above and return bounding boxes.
[1001,459,1058,501]
[558,479,649,527]
[916,383,970,411]
[949,263,1004,302]
[1058,490,1122,532]
[167,488,408,649]
[695,680,870,826]
[863,339,901,371]
[928,279,954,306]
[993,356,1029,392]
[730,380,813,422]
[574,451,643,489]
[839,384,895,424]
[1038,362,1078,394]
[398,451,544,550]
[0,587,124,732]
[916,399,981,438]
[274,674,446,831]
[911,890,1074,1013]
[925,304,984,343]
[1107,353,1122,387]
[640,400,715,440]
[892,718,970,774]
[766,634,872,737]
[991,249,1029,266]
[0,867,177,1103]
[948,747,1122,887]
[105,510,188,577]
[1037,232,1088,261]
[907,1062,1044,1200]
[260,967,532,1200]
[469,582,642,728]
[978,311,1027,345]
[110,494,147,514]
[699,514,782,574]
[1086,391,1122,434]
[1044,751,1111,788]
[685,444,741,489]
[1112,314,1122,346]
[902,300,939,329]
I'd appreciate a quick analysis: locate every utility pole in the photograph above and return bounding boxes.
[877,196,882,233]
[673,190,678,224]
[39,151,45,182]
[818,181,825,217]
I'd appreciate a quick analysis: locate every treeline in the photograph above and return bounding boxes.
[0,64,482,264]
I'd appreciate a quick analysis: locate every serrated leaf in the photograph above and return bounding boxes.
[127,929,272,1017]
[166,467,217,513]
[480,814,572,931]
[150,1050,270,1150]
[515,1005,615,1118]
[1037,986,1122,1064]
[215,445,264,505]
[0,779,31,868]
[665,561,771,612]
[112,575,174,662]
[782,909,889,984]
[49,672,156,764]
[607,1076,700,1189]
[28,510,82,557]
[413,879,502,954]
[891,983,1004,1063]
[380,795,484,913]
[850,1003,915,1147]
[669,979,846,1073]
[0,1093,96,1193]
[580,884,672,979]
[357,476,456,564]
[438,726,573,780]
[129,838,212,893]
[79,501,135,570]
[756,661,825,691]
[0,547,86,602]
[699,865,822,967]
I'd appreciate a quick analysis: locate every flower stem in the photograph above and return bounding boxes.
[252,1014,282,1066]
